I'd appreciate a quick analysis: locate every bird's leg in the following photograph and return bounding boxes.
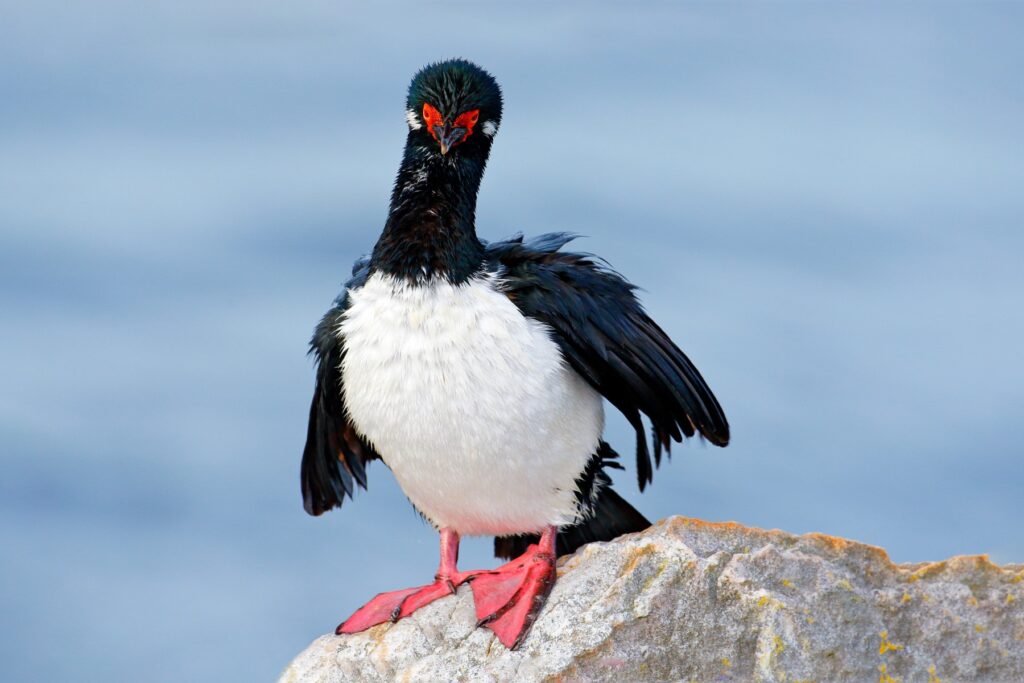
[336,528,477,634]
[470,525,557,649]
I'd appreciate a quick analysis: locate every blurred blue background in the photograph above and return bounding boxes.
[2,1,1022,680]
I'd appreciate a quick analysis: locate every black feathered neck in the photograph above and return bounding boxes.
[371,143,487,284]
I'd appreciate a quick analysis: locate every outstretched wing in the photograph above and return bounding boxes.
[487,233,729,491]
[301,259,379,516]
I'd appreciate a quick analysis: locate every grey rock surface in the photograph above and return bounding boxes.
[279,517,1024,682]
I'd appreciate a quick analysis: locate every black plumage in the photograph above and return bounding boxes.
[300,258,378,516]
[487,233,730,491]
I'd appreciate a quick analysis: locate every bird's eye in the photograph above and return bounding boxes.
[422,103,443,135]
[454,109,480,132]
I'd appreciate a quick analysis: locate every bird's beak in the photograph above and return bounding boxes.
[435,122,467,156]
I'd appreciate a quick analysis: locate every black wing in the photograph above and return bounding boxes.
[487,233,729,491]
[301,258,379,516]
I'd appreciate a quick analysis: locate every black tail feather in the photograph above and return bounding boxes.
[494,487,651,560]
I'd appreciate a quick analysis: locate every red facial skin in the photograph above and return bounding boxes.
[422,102,443,131]
[452,109,480,139]
[422,103,481,150]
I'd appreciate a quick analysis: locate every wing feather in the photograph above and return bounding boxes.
[488,234,729,490]
[300,260,379,516]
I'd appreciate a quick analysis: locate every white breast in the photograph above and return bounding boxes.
[339,272,604,536]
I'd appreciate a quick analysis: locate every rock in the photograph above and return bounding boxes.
[279,517,1024,683]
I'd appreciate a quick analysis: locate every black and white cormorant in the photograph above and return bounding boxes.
[301,59,729,649]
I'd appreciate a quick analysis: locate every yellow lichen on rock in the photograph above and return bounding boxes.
[755,593,785,610]
[620,543,657,575]
[878,663,900,683]
[879,630,904,655]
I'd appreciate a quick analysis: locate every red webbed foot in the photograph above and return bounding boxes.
[336,528,479,635]
[337,577,462,634]
[470,527,557,649]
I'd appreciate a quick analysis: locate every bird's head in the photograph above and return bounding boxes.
[405,59,502,158]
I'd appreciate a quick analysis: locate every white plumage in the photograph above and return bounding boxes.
[339,272,604,536]
[405,109,422,130]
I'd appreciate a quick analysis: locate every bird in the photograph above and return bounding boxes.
[300,58,729,650]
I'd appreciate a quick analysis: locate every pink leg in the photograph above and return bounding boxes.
[336,528,478,634]
[470,526,557,650]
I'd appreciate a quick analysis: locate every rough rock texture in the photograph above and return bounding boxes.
[280,517,1024,682]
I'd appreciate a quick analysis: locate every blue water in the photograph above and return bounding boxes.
[2,2,1022,680]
